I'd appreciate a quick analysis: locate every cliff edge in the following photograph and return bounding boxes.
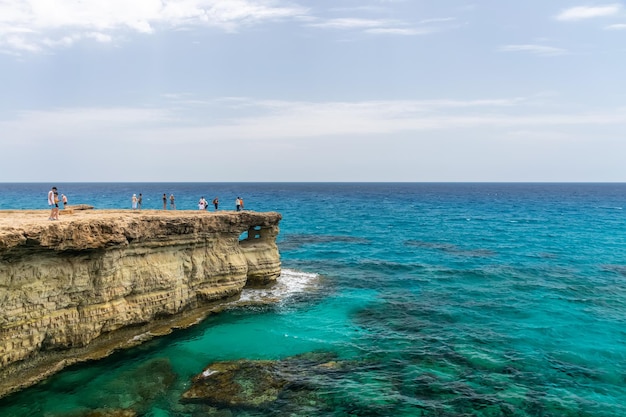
[0,209,281,398]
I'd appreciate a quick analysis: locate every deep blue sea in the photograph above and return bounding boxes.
[1,183,625,417]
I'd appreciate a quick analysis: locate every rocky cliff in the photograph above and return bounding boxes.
[0,209,281,397]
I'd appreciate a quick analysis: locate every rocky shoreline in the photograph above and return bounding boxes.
[0,209,282,398]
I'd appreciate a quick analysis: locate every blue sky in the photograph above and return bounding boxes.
[1,1,625,182]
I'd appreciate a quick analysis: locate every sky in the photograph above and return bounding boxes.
[1,0,626,182]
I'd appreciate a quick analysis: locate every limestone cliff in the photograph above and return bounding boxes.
[0,209,281,397]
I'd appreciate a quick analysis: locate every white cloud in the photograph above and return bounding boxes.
[499,44,567,56]
[42,35,80,48]
[5,98,626,182]
[5,98,626,147]
[0,1,457,52]
[605,23,626,30]
[366,27,434,35]
[556,4,621,21]
[4,35,41,52]
[2,107,175,145]
[87,32,114,43]
[307,15,457,36]
[307,17,385,30]
[0,0,308,53]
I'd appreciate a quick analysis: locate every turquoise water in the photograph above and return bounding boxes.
[0,183,625,416]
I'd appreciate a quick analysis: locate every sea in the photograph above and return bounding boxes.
[0,182,625,417]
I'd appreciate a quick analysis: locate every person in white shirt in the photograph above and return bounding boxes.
[48,186,59,220]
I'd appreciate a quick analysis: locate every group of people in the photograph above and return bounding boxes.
[47,186,68,220]
[46,186,246,219]
[129,193,241,211]
[163,194,176,210]
[131,193,176,210]
[198,196,220,211]
[131,193,143,210]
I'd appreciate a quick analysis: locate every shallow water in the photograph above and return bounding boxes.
[0,183,625,416]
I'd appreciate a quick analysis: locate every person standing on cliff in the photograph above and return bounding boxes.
[132,194,138,210]
[61,194,68,209]
[170,194,176,210]
[137,193,142,210]
[48,186,59,220]
[212,197,219,211]
[162,193,167,210]
[236,197,243,211]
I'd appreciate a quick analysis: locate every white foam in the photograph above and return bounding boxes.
[236,269,319,305]
[202,369,218,377]
[131,333,152,343]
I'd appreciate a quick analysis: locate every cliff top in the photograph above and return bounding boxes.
[0,208,278,226]
[0,209,281,252]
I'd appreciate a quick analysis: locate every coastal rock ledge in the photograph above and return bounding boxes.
[0,209,281,398]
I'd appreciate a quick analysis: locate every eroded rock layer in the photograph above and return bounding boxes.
[0,209,281,397]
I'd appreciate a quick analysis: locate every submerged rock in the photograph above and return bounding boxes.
[182,360,287,408]
[181,351,345,411]
[55,409,137,417]
[81,411,136,417]
[86,357,177,413]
